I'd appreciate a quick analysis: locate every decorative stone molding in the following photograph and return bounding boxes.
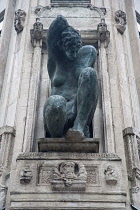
[0,185,7,210]
[35,4,106,18]
[130,186,140,194]
[51,0,91,3]
[0,126,15,183]
[123,127,140,180]
[20,167,32,184]
[30,18,43,47]
[87,5,106,16]
[115,10,127,34]
[0,125,15,136]
[17,152,121,160]
[14,9,26,33]
[51,161,87,191]
[97,18,110,48]
[35,5,44,14]
[100,7,107,16]
[123,127,140,207]
[104,165,118,185]
[38,163,100,187]
[0,126,14,210]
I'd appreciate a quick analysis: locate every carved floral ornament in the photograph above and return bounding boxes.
[51,161,87,191]
[115,10,127,34]
[14,9,26,33]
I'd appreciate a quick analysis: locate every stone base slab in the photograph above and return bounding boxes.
[38,138,99,153]
[10,152,127,209]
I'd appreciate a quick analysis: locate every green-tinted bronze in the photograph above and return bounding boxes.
[43,15,98,139]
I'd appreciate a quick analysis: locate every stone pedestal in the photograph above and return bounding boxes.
[38,138,99,153]
[10,138,127,210]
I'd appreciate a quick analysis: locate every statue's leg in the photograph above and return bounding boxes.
[43,95,67,138]
[67,67,98,139]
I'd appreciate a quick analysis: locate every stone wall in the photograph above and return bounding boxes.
[0,0,140,209]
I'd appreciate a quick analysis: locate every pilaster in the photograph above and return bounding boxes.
[23,19,43,152]
[0,0,16,96]
[97,20,115,153]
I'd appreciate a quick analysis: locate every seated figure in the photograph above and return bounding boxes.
[43,15,99,139]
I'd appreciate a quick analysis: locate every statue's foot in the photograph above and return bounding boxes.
[66,129,85,141]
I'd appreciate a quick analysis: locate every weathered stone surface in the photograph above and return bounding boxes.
[38,138,99,153]
[10,152,126,209]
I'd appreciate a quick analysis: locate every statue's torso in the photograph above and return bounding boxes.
[49,45,96,102]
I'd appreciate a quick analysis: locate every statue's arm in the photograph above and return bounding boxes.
[78,45,97,67]
[47,15,69,56]
[47,57,56,80]
[47,16,69,79]
[76,46,97,68]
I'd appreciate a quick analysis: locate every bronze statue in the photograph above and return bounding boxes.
[43,15,98,139]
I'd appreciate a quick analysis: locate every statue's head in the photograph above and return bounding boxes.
[59,27,82,60]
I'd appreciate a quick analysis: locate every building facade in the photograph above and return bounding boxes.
[0,0,140,209]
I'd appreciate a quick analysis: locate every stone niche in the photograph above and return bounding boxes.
[10,152,126,210]
[33,4,104,31]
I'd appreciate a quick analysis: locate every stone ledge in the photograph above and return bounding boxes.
[38,138,99,153]
[17,152,121,160]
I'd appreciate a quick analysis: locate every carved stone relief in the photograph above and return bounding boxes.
[51,161,87,191]
[14,9,26,33]
[30,18,43,47]
[20,166,32,184]
[38,162,101,191]
[104,165,118,185]
[38,165,52,185]
[97,18,110,48]
[86,165,99,186]
[115,10,127,34]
